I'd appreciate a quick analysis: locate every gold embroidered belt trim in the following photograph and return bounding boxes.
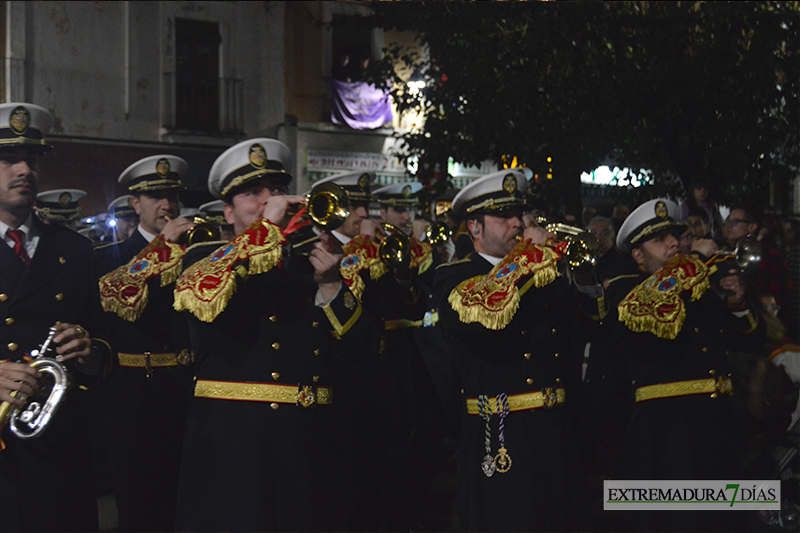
[635,377,733,403]
[118,352,184,368]
[194,380,333,406]
[466,387,565,415]
[384,310,439,330]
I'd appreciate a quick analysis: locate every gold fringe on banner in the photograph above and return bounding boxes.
[618,254,711,340]
[99,236,185,322]
[447,241,559,330]
[174,219,285,323]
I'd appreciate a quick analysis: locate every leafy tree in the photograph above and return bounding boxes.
[365,1,799,214]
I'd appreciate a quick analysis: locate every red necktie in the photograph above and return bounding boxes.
[7,229,31,265]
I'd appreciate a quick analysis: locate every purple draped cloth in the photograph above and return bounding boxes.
[331,80,393,130]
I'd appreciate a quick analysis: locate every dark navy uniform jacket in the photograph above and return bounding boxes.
[0,217,113,533]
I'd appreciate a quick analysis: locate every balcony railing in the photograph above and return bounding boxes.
[162,72,243,135]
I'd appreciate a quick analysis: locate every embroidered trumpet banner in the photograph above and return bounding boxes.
[99,235,184,322]
[448,241,560,330]
[618,254,711,340]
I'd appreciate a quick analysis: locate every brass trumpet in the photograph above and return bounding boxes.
[0,327,68,439]
[379,223,412,269]
[179,217,222,246]
[705,235,762,276]
[526,218,599,274]
[289,182,351,250]
[423,221,452,246]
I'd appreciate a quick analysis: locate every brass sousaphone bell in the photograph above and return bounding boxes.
[0,327,68,439]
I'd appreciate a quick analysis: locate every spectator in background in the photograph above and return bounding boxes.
[783,216,800,343]
[678,220,696,255]
[686,207,710,241]
[610,202,630,233]
[681,178,725,242]
[587,216,631,285]
[757,211,795,343]
[581,205,597,229]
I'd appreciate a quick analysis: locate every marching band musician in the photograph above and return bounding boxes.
[34,188,86,230]
[173,139,379,532]
[433,169,588,532]
[94,155,195,277]
[591,198,764,532]
[0,103,113,532]
[339,181,458,530]
[107,195,139,242]
[94,156,194,532]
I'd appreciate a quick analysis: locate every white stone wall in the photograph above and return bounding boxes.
[5,0,286,145]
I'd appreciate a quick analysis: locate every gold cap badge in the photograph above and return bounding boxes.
[249,144,266,169]
[503,173,517,195]
[9,106,29,136]
[156,158,171,178]
[358,173,370,190]
[655,200,668,219]
[58,192,72,206]
[402,184,412,198]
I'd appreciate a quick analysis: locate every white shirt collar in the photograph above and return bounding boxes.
[331,229,351,245]
[137,224,157,243]
[478,252,502,266]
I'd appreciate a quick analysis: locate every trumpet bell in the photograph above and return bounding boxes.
[735,236,762,276]
[564,232,599,275]
[179,217,222,246]
[424,222,452,245]
[307,182,350,231]
[379,223,412,269]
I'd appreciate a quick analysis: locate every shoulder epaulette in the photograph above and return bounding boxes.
[99,235,185,322]
[174,219,285,323]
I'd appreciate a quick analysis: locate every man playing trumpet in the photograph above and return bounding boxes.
[94,154,195,532]
[173,139,378,532]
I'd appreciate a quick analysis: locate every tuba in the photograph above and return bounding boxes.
[0,327,69,439]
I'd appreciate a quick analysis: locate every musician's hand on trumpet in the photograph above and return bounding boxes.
[161,216,196,244]
[690,238,717,257]
[52,322,97,366]
[522,225,555,246]
[0,362,40,406]
[263,195,307,229]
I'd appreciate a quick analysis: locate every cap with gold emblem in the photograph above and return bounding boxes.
[118,155,188,193]
[108,195,137,219]
[616,198,686,253]
[0,103,54,154]
[208,138,292,200]
[199,200,227,227]
[373,182,423,207]
[451,168,531,217]
[35,189,86,223]
[313,171,375,203]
